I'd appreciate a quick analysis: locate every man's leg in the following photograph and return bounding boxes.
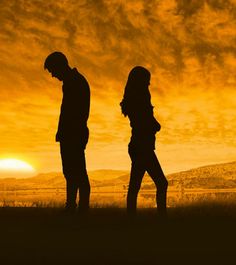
[77,149,90,212]
[65,177,78,210]
[60,142,78,212]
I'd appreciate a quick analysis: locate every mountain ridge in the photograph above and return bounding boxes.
[0,161,235,190]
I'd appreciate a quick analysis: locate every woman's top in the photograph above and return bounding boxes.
[127,94,160,150]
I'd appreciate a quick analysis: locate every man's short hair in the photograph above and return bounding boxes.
[44,52,68,70]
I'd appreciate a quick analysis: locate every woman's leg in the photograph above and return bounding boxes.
[127,148,145,214]
[146,151,168,214]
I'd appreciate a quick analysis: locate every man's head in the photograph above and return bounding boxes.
[44,52,69,81]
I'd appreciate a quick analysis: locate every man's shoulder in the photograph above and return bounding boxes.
[63,68,90,95]
[73,68,89,86]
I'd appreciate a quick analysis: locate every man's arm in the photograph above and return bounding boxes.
[56,101,64,142]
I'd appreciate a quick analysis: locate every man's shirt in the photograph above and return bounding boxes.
[56,68,90,144]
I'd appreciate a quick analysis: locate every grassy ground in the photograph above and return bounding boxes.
[0,204,235,265]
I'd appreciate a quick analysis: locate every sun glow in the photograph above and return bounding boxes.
[0,159,35,172]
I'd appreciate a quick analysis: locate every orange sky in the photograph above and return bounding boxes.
[0,0,235,174]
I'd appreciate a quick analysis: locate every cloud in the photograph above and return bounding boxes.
[0,0,235,172]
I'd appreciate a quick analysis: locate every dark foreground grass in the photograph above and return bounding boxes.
[0,204,235,265]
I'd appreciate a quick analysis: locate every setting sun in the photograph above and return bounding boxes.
[0,159,35,172]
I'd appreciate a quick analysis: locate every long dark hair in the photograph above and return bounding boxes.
[120,66,153,116]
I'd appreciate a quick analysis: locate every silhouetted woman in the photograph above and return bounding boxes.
[120,66,168,215]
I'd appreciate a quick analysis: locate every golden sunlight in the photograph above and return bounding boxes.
[0,159,35,172]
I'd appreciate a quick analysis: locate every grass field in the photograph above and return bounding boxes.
[0,204,235,265]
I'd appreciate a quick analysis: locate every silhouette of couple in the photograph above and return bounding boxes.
[44,52,168,215]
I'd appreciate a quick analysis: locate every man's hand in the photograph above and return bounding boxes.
[156,121,161,132]
[55,131,60,142]
[153,117,161,132]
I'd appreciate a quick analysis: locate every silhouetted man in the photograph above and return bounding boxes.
[44,52,90,213]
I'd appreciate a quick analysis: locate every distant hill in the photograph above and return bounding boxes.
[167,161,236,189]
[0,161,236,191]
[88,169,128,180]
[112,161,236,190]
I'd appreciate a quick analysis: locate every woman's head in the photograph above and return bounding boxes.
[127,66,151,88]
[120,66,152,116]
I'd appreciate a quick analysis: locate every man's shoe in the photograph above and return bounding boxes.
[77,206,89,215]
[62,203,77,215]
